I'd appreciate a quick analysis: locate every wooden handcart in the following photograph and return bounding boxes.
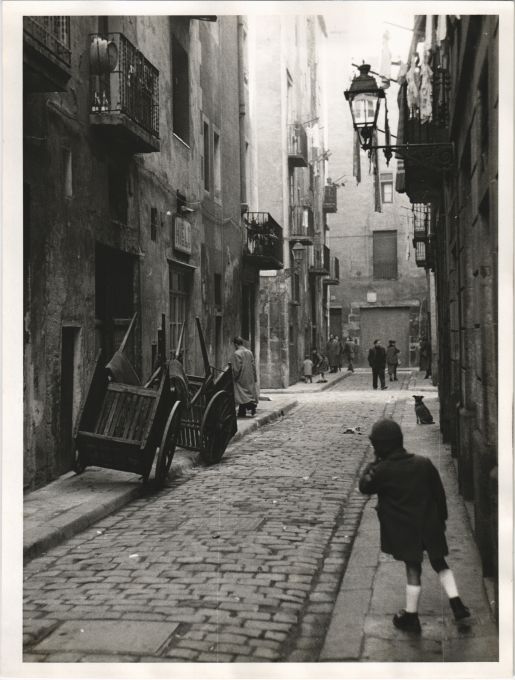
[166,317,237,466]
[73,314,237,487]
[73,315,184,486]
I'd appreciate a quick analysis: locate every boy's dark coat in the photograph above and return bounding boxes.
[359,448,448,562]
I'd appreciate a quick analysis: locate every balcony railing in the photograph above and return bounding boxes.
[89,33,160,153]
[23,16,71,91]
[290,205,314,245]
[287,123,308,167]
[309,243,330,276]
[412,203,431,240]
[323,255,340,285]
[243,212,284,270]
[323,184,338,213]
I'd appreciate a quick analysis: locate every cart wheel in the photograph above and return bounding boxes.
[200,391,236,465]
[169,374,189,407]
[73,450,86,474]
[154,401,183,487]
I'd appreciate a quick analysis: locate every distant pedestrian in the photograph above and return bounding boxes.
[343,335,355,373]
[303,356,313,383]
[311,348,322,374]
[317,354,328,382]
[367,339,388,390]
[386,340,400,382]
[327,336,339,373]
[419,337,432,379]
[335,336,344,371]
[231,337,258,418]
[359,418,470,633]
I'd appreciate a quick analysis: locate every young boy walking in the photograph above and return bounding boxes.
[359,418,470,633]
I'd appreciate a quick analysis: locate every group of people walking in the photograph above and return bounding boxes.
[325,335,357,374]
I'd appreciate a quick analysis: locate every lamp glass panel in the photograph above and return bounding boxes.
[351,93,379,126]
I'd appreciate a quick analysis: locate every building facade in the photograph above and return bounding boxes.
[23,15,267,489]
[325,32,428,367]
[246,15,337,388]
[398,15,499,606]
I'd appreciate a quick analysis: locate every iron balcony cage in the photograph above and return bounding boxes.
[287,123,308,167]
[323,184,338,213]
[89,32,160,139]
[290,205,314,244]
[242,212,284,269]
[23,16,71,66]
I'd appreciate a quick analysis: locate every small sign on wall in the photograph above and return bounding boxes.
[174,215,192,254]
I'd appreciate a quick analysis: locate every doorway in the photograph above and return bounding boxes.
[59,326,81,474]
[359,307,410,368]
[95,244,136,363]
[241,284,256,352]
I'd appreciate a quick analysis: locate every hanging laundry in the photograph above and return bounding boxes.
[370,131,382,213]
[406,55,421,118]
[353,130,361,185]
[425,15,434,51]
[419,51,433,124]
[437,15,447,44]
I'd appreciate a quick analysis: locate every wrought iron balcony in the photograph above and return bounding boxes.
[308,243,330,276]
[397,67,452,203]
[323,255,340,286]
[89,33,160,153]
[323,184,338,213]
[243,212,284,270]
[290,205,314,245]
[287,123,308,167]
[23,16,71,92]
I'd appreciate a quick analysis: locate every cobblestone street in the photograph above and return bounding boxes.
[23,370,497,663]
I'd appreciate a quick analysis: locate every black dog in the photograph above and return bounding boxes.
[413,395,434,424]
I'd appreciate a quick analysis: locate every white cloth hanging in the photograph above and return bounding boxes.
[419,51,433,124]
[436,15,447,44]
[406,56,420,118]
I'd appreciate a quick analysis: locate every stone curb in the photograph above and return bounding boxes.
[261,370,352,395]
[23,399,298,563]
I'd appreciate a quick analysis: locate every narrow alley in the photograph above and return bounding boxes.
[23,371,497,663]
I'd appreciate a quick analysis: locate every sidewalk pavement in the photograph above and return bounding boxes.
[321,374,498,662]
[23,394,297,564]
[260,366,353,395]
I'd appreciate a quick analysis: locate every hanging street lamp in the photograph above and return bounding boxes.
[344,63,385,151]
[344,62,454,171]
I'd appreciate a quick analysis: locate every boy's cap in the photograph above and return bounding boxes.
[370,418,403,445]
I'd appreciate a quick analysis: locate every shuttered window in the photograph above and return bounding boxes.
[373,230,398,279]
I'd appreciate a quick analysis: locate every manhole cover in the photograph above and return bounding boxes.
[33,620,178,655]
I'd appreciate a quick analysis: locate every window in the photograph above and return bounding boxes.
[63,148,72,198]
[214,273,222,308]
[108,165,128,224]
[373,230,397,279]
[213,131,221,200]
[380,173,393,203]
[203,121,210,191]
[150,207,157,241]
[172,37,190,143]
[291,271,300,303]
[479,63,489,166]
[169,267,190,361]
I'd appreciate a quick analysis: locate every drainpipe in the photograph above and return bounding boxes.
[237,17,247,208]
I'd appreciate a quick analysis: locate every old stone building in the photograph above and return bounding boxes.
[245,15,337,388]
[23,15,261,489]
[325,31,428,367]
[398,15,499,601]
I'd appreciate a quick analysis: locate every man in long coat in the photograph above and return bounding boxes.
[359,418,470,633]
[367,339,387,390]
[231,337,258,418]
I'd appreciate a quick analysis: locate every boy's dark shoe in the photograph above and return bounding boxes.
[393,610,421,633]
[449,597,471,621]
